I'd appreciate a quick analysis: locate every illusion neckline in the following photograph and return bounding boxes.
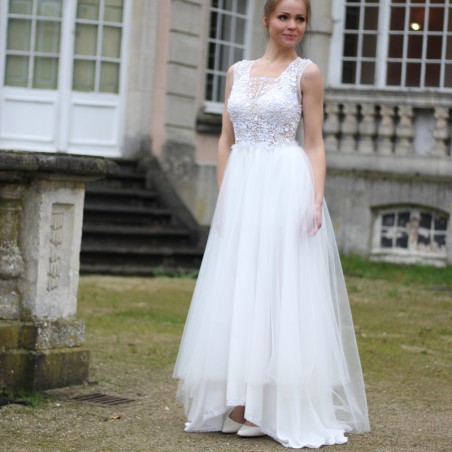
[248,57,300,80]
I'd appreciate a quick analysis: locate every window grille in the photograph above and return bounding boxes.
[341,0,452,90]
[205,0,249,110]
[5,0,63,89]
[73,0,124,93]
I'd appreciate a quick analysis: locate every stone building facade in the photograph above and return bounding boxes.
[0,0,451,265]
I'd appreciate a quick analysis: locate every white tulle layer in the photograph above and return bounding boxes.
[173,143,370,448]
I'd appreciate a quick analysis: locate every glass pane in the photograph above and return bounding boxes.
[425,63,440,87]
[410,8,425,31]
[434,216,448,231]
[364,7,378,30]
[236,17,246,44]
[390,7,405,31]
[37,0,63,17]
[433,235,446,249]
[445,64,452,87]
[209,10,218,39]
[104,0,123,23]
[398,212,410,227]
[4,55,29,87]
[9,0,33,15]
[360,61,375,84]
[395,231,408,248]
[234,47,243,63]
[381,231,393,249]
[419,213,432,229]
[406,63,421,87]
[223,0,234,11]
[426,35,442,60]
[35,20,61,53]
[33,56,58,89]
[216,74,226,103]
[237,0,247,15]
[446,36,452,60]
[362,35,377,57]
[345,6,360,30]
[219,44,230,72]
[205,72,214,101]
[342,60,356,84]
[449,8,452,32]
[343,34,358,57]
[73,60,95,91]
[408,34,423,58]
[382,213,395,227]
[386,62,402,86]
[77,0,100,20]
[428,7,444,32]
[221,13,233,42]
[100,61,119,93]
[388,34,404,58]
[74,24,98,56]
[102,26,121,58]
[7,19,31,51]
[417,232,431,247]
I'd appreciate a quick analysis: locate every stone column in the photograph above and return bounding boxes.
[432,106,450,157]
[339,103,358,153]
[395,105,414,155]
[0,151,117,392]
[358,104,376,154]
[377,105,395,154]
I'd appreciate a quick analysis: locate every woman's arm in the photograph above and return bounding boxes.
[301,63,326,230]
[217,65,236,189]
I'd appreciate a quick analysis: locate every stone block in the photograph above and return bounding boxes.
[0,281,20,320]
[0,322,21,351]
[0,348,90,392]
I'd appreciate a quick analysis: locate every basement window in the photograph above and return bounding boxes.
[371,207,449,266]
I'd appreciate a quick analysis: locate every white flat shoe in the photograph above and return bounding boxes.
[237,424,265,437]
[222,408,244,433]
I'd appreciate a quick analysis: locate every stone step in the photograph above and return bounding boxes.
[83,204,174,226]
[84,187,160,209]
[81,224,192,247]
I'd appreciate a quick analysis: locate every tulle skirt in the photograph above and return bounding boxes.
[173,142,370,448]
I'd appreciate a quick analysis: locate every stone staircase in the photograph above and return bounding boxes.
[80,158,205,275]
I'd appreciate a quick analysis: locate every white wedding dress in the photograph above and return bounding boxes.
[173,58,370,448]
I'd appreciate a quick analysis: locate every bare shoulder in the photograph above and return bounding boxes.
[301,62,324,93]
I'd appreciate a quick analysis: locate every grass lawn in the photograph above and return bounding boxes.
[1,256,451,451]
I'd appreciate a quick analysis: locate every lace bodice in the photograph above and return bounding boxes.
[227,58,312,146]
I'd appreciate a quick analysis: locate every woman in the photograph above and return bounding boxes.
[173,0,370,448]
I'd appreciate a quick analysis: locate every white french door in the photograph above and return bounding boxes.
[0,0,130,157]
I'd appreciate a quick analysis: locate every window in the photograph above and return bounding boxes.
[5,0,63,89]
[73,0,124,93]
[205,0,249,112]
[340,0,452,90]
[372,207,449,265]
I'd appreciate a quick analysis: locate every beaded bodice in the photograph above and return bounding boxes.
[227,58,312,146]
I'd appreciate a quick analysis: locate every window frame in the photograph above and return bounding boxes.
[330,0,452,91]
[204,0,254,114]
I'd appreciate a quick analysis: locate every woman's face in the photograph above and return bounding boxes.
[264,0,307,49]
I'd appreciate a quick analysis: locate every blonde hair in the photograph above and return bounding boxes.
[264,0,311,27]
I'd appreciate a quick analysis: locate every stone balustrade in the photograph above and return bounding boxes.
[323,89,452,159]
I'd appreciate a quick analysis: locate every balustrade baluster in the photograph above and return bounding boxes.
[395,106,414,155]
[432,107,449,156]
[358,104,376,154]
[323,102,340,152]
[339,103,358,153]
[376,105,395,154]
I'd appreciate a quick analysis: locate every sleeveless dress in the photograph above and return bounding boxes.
[173,58,370,449]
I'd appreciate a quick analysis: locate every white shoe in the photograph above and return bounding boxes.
[237,424,265,437]
[222,408,244,433]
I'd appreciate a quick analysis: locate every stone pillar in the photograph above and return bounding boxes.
[358,104,376,154]
[432,106,450,157]
[377,105,395,154]
[323,101,340,152]
[0,151,116,392]
[395,105,414,155]
[339,103,358,153]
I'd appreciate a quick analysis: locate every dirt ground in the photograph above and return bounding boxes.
[1,275,451,452]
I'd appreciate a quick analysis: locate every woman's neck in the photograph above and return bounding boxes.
[261,45,298,64]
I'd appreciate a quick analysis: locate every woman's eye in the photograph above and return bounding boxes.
[278,15,288,21]
[296,17,305,23]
